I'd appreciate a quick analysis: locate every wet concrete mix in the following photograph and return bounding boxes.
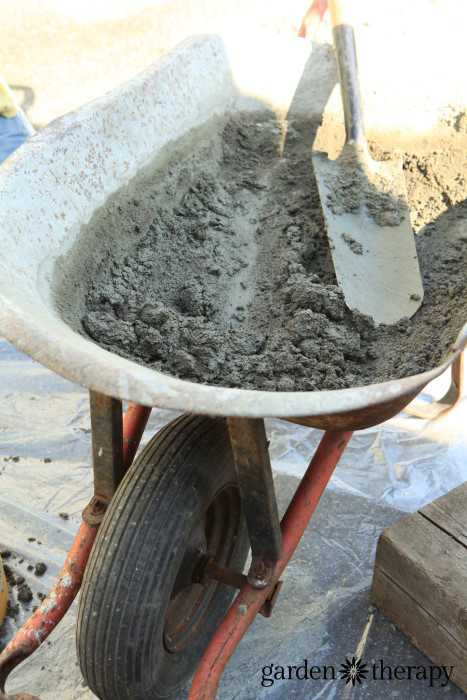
[56,112,466,392]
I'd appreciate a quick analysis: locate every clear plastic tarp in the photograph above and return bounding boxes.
[0,337,465,699]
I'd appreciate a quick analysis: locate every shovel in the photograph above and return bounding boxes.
[312,0,423,325]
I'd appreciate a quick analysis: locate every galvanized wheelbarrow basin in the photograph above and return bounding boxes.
[0,28,466,700]
[0,31,465,431]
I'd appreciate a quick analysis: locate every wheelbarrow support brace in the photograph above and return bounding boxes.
[189,428,353,700]
[228,417,283,589]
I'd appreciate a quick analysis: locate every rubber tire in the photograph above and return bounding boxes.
[76,414,249,700]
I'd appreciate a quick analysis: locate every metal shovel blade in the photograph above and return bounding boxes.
[312,144,424,325]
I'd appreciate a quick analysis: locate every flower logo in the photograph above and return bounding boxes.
[339,657,369,686]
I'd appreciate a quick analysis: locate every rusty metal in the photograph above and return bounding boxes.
[164,484,243,654]
[201,559,282,619]
[0,521,98,700]
[405,351,464,419]
[286,330,466,431]
[288,382,432,430]
[298,0,328,38]
[88,390,124,501]
[202,558,246,591]
[227,418,282,589]
[260,580,283,619]
[188,429,353,700]
[0,399,151,699]
[81,494,109,526]
[122,402,152,469]
[83,398,151,525]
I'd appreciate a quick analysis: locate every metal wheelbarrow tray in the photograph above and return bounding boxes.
[0,31,465,700]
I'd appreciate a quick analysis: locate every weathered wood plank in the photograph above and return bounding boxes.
[373,512,467,646]
[419,482,467,548]
[372,566,467,694]
[372,484,467,695]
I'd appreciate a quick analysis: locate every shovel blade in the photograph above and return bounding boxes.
[312,148,424,325]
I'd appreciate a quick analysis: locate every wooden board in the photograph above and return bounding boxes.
[371,482,467,694]
[420,482,467,548]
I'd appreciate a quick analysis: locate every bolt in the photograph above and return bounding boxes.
[91,498,106,514]
[247,558,274,589]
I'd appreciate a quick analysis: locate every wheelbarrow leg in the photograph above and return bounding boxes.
[0,395,151,700]
[189,429,353,700]
[228,418,282,589]
[83,393,151,521]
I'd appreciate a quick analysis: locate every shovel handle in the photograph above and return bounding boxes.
[327,0,366,146]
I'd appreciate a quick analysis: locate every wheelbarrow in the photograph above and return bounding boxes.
[0,29,465,700]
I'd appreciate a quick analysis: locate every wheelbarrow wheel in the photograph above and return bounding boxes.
[76,414,249,700]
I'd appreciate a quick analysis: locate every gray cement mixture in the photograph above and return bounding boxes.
[320,143,407,228]
[54,112,467,392]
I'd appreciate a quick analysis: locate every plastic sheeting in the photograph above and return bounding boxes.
[0,336,465,699]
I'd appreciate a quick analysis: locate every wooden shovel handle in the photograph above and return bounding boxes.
[297,0,327,38]
[328,0,350,28]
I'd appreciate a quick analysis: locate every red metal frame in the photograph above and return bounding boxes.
[298,0,328,38]
[0,403,351,700]
[0,521,98,700]
[122,403,152,469]
[189,429,353,700]
[0,402,151,700]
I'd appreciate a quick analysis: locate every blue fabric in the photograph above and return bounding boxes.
[0,113,33,163]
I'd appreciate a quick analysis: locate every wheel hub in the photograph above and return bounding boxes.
[163,484,241,653]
